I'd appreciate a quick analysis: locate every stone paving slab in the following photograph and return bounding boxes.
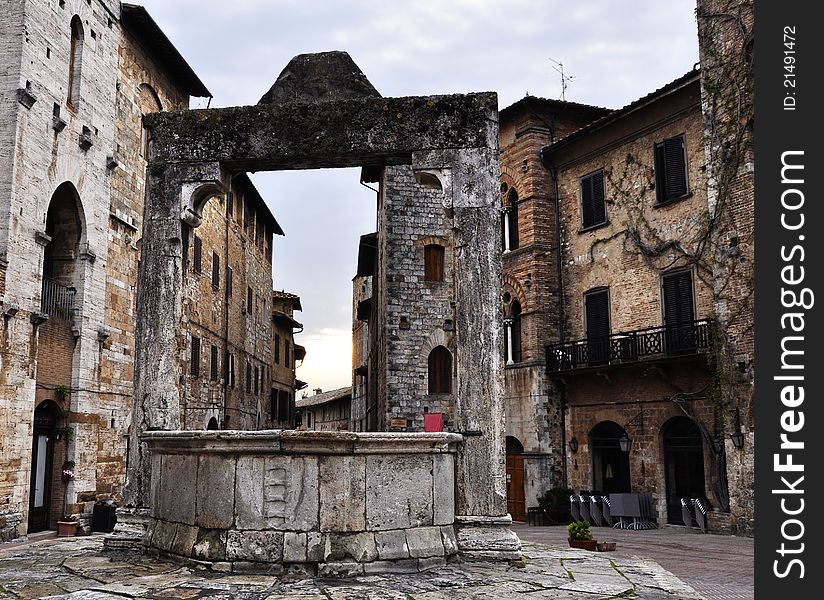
[0,535,704,599]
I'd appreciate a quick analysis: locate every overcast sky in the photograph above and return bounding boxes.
[137,0,699,394]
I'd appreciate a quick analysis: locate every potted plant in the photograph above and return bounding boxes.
[57,515,78,537]
[61,460,76,481]
[567,520,598,551]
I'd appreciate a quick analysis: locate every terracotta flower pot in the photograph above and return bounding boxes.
[57,520,78,537]
[568,538,598,551]
[597,542,617,552]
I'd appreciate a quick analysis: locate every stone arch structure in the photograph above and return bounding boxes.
[589,421,631,494]
[127,51,516,563]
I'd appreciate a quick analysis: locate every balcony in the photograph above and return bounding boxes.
[40,277,77,322]
[546,319,714,373]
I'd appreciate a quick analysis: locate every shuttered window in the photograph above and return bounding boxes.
[193,235,202,274]
[424,244,445,282]
[428,346,452,394]
[190,336,200,377]
[584,289,610,339]
[654,135,688,203]
[580,170,607,229]
[210,344,218,381]
[662,270,695,325]
[211,252,220,289]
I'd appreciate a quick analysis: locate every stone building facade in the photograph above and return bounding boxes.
[295,386,352,432]
[271,290,305,428]
[0,1,292,541]
[180,173,284,432]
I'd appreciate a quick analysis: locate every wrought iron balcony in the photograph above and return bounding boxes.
[40,277,77,322]
[546,319,714,373]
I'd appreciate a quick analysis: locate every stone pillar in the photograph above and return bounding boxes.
[123,161,224,509]
[413,149,521,560]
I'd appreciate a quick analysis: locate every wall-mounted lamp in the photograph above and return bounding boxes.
[568,436,579,453]
[618,432,632,453]
[730,408,745,449]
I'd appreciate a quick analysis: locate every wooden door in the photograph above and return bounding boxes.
[506,453,526,522]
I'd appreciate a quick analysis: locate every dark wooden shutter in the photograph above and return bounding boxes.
[581,171,606,228]
[584,289,610,339]
[210,344,218,381]
[193,235,202,274]
[212,252,220,289]
[662,271,694,325]
[191,336,200,377]
[425,245,445,282]
[655,135,688,202]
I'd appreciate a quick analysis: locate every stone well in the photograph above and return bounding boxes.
[142,430,462,575]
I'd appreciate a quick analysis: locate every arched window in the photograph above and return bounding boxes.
[67,16,84,108]
[510,300,522,363]
[427,346,452,394]
[424,244,445,282]
[502,188,519,252]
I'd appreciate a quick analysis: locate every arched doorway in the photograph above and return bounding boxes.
[28,401,59,533]
[663,417,706,524]
[590,421,631,494]
[505,436,526,522]
[206,417,219,430]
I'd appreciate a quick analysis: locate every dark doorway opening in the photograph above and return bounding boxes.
[505,436,526,522]
[663,417,705,524]
[590,421,631,494]
[28,401,59,533]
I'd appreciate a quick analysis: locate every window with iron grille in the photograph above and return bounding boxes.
[424,244,445,282]
[654,134,689,204]
[193,235,202,274]
[211,252,220,289]
[428,346,452,394]
[190,336,200,377]
[580,170,607,229]
[210,344,218,381]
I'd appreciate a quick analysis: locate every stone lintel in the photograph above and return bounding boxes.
[144,92,498,171]
[141,429,462,455]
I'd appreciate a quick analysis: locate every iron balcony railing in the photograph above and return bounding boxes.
[40,277,77,322]
[546,319,714,373]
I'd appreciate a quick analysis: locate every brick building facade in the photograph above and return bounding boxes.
[497,0,754,534]
[0,1,294,541]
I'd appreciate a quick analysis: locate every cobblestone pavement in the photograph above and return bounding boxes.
[513,524,754,600]
[0,534,704,599]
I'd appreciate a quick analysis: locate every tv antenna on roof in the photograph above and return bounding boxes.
[549,58,575,101]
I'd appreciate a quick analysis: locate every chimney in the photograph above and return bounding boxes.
[313,388,322,396]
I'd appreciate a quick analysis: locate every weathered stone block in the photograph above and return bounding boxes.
[283,531,307,562]
[234,456,266,529]
[405,527,444,558]
[196,455,236,529]
[157,455,197,525]
[363,559,419,574]
[325,532,377,563]
[319,455,365,532]
[152,520,177,552]
[170,523,198,557]
[440,526,459,555]
[226,529,283,563]
[317,562,364,578]
[418,556,447,571]
[192,528,227,561]
[374,530,410,560]
[281,456,319,531]
[307,532,324,562]
[365,455,433,530]
[432,454,455,526]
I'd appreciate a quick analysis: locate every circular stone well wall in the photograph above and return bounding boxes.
[142,430,461,576]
